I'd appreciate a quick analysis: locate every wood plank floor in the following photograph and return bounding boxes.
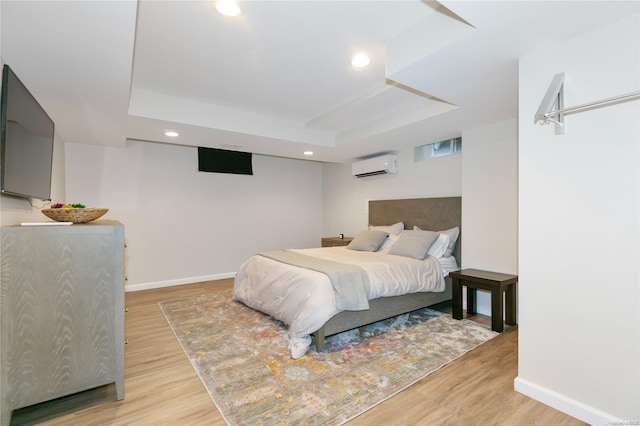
[11,279,586,425]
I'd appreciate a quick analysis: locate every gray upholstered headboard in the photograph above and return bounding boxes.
[368,197,462,263]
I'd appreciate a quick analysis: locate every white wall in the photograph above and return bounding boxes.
[65,140,323,290]
[516,13,639,424]
[322,144,462,237]
[461,118,519,313]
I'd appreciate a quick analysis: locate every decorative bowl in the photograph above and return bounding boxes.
[42,208,109,223]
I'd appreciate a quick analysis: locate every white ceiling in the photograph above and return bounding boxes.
[1,1,638,163]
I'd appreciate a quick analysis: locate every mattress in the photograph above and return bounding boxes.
[233,247,456,358]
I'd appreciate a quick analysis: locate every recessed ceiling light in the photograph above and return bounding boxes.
[304,151,314,156]
[165,131,179,137]
[215,0,241,17]
[351,53,370,68]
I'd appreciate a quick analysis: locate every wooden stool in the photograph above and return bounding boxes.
[450,269,518,332]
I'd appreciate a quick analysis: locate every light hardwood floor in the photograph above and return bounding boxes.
[11,279,586,426]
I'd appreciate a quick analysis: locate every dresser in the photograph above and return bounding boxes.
[0,221,125,424]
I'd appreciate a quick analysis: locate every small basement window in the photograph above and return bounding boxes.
[414,137,462,162]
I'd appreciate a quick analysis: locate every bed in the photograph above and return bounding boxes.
[233,197,461,358]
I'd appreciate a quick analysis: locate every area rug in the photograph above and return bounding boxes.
[160,290,497,426]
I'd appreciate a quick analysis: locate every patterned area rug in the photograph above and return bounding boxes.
[160,290,497,426]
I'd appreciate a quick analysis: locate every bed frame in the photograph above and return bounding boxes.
[312,196,461,352]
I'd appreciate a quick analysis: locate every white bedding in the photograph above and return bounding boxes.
[233,247,456,358]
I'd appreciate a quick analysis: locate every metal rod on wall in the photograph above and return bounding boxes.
[534,72,640,133]
[544,91,640,120]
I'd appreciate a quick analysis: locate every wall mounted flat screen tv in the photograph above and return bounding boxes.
[198,147,253,175]
[0,64,55,200]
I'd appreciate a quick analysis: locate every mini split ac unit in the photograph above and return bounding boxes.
[352,155,398,178]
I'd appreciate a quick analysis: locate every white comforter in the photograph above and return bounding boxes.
[233,247,451,358]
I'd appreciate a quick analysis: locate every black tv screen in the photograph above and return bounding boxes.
[198,147,253,175]
[0,65,55,200]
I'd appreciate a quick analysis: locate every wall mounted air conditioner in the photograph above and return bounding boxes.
[352,155,398,178]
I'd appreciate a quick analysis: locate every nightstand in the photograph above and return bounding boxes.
[321,237,353,247]
[450,269,518,332]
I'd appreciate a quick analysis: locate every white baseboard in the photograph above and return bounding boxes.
[514,377,626,425]
[125,272,236,292]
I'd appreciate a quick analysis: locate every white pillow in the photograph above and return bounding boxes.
[440,227,460,257]
[378,234,399,253]
[413,225,458,258]
[430,234,450,258]
[369,221,404,236]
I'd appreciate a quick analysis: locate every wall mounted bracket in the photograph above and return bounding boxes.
[534,73,566,134]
